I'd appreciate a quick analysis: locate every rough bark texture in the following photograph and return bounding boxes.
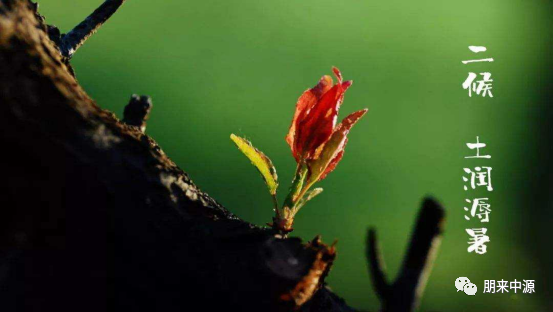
[0,1,350,311]
[0,1,446,311]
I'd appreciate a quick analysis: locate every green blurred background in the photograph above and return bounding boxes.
[41,0,551,310]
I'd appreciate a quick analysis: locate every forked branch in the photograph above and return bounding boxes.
[367,198,446,312]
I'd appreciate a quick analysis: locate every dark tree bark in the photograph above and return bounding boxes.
[0,1,444,311]
[0,2,349,311]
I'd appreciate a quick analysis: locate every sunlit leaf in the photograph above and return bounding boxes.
[307,109,368,184]
[295,187,323,212]
[230,134,278,195]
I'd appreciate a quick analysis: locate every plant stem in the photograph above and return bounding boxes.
[282,165,307,210]
[271,194,279,214]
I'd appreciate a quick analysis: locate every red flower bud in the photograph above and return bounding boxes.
[286,67,366,181]
[286,67,354,162]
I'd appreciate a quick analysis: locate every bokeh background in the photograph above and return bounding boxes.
[41,0,551,310]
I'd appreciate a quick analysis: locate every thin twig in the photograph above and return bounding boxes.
[366,197,445,312]
[60,0,126,58]
[367,228,389,301]
[394,198,445,311]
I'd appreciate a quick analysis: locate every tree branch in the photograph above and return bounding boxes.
[59,0,126,58]
[123,94,152,133]
[0,1,446,312]
[0,1,352,311]
[367,228,390,301]
[367,198,446,312]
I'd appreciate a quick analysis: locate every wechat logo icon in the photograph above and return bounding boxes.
[455,277,477,295]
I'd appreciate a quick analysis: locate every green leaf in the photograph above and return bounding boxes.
[230,134,278,195]
[294,187,323,212]
[306,109,368,185]
[304,187,324,202]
